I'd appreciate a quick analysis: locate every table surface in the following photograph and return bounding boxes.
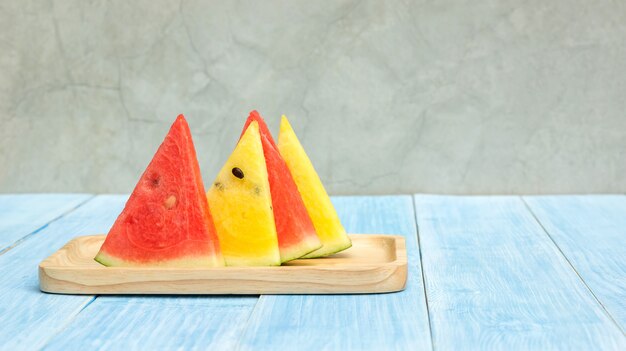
[0,194,624,350]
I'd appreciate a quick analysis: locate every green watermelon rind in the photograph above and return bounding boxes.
[301,236,353,259]
[94,251,224,267]
[279,235,323,263]
[95,240,351,265]
[94,252,114,267]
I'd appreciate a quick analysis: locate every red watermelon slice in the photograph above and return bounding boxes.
[95,114,224,267]
[240,111,322,262]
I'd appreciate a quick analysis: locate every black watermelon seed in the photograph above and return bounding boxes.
[232,167,244,179]
[149,174,161,188]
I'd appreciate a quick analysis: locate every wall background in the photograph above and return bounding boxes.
[1,0,625,195]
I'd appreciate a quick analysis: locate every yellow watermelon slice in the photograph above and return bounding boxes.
[277,116,352,258]
[206,121,281,266]
[95,115,224,267]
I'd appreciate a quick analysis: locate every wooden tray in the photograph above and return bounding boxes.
[39,234,407,295]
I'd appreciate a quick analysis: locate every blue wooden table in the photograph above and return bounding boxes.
[0,194,624,350]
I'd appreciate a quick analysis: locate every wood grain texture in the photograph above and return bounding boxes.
[414,195,626,350]
[40,234,407,294]
[0,194,92,252]
[0,195,125,351]
[524,195,626,331]
[43,296,259,351]
[237,196,432,351]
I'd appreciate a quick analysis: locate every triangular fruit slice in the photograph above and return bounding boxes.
[95,115,224,267]
[240,111,321,262]
[277,116,352,258]
[206,121,281,266]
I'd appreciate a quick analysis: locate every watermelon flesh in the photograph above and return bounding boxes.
[241,111,322,262]
[95,115,224,267]
[207,121,281,266]
[278,115,352,258]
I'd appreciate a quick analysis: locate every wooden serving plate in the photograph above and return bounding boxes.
[39,234,407,295]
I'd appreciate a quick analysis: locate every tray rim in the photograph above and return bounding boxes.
[39,233,407,295]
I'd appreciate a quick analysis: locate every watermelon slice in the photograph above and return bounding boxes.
[277,115,352,258]
[95,115,224,267]
[206,121,281,266]
[240,111,321,263]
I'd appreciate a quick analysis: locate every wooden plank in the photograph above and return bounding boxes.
[237,196,432,351]
[524,195,626,331]
[40,234,406,295]
[43,296,258,350]
[414,195,626,350]
[0,195,125,350]
[0,194,92,252]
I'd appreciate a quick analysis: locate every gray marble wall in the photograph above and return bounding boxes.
[1,0,625,194]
